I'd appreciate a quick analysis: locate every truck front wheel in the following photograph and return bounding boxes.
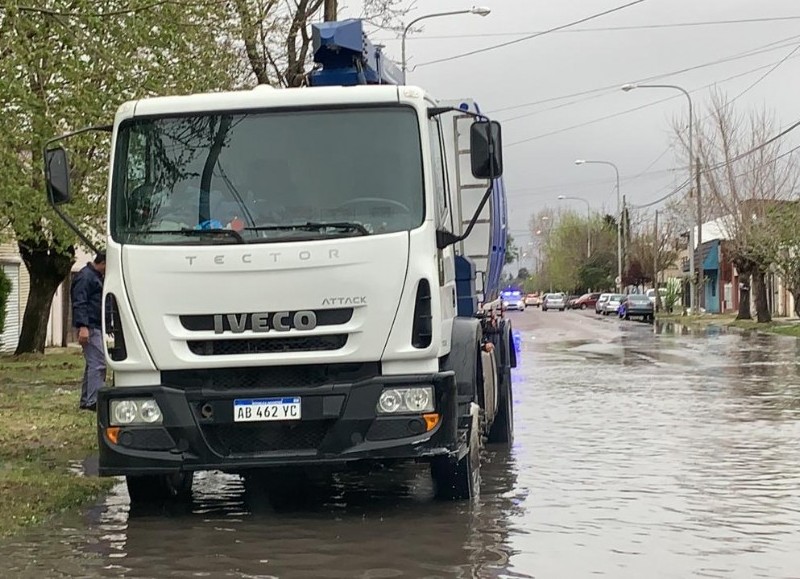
[126,473,193,504]
[431,412,480,500]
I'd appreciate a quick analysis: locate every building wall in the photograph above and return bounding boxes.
[0,242,31,353]
[1,238,93,351]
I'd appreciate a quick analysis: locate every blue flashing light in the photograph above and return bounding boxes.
[309,19,405,87]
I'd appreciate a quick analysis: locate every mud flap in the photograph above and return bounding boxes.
[432,403,481,500]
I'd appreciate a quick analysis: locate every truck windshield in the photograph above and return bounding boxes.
[111,107,424,245]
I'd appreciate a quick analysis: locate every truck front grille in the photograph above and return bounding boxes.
[162,363,380,390]
[203,421,332,456]
[187,335,347,356]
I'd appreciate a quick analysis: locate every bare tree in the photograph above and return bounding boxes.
[674,90,798,322]
[229,0,412,88]
[625,208,680,289]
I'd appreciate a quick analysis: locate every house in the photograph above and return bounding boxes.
[678,216,796,317]
[0,239,93,353]
[0,242,31,353]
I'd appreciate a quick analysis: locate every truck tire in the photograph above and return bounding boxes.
[431,408,480,500]
[488,320,514,446]
[126,473,193,504]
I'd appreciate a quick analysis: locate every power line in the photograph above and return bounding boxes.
[505,168,678,199]
[498,39,800,122]
[490,33,800,116]
[385,15,800,41]
[729,42,800,102]
[504,54,800,148]
[630,121,800,210]
[623,42,800,185]
[630,180,691,209]
[706,118,800,172]
[414,0,650,68]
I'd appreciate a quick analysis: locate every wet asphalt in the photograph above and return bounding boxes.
[2,308,800,578]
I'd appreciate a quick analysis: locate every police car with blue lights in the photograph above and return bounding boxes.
[501,290,526,311]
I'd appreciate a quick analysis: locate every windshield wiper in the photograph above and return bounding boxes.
[135,228,245,244]
[244,221,369,235]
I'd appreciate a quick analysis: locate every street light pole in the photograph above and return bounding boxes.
[401,7,491,73]
[557,195,592,257]
[575,159,622,291]
[622,83,696,313]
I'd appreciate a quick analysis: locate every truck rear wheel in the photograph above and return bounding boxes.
[487,320,514,446]
[126,473,193,504]
[431,411,480,500]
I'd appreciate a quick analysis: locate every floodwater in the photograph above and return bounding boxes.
[2,311,800,578]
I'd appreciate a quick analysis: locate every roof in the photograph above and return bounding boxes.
[117,85,431,120]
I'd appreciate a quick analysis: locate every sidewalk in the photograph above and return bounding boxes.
[0,349,113,538]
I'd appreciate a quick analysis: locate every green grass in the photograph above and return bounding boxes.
[0,348,114,538]
[656,312,800,338]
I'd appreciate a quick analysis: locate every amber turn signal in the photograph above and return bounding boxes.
[105,426,121,445]
[423,413,440,432]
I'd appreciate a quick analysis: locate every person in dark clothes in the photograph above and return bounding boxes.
[71,252,107,411]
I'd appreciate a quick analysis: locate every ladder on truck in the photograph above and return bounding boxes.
[442,100,507,308]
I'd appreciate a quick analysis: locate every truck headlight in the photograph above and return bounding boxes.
[110,399,163,426]
[377,387,434,414]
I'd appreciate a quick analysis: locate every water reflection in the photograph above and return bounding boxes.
[3,321,800,578]
[1,449,523,578]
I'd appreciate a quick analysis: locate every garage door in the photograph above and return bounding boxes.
[1,263,20,354]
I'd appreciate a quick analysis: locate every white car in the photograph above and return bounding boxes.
[542,292,566,311]
[645,288,667,305]
[602,294,624,315]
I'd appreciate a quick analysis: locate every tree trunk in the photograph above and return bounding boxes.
[323,0,337,20]
[793,289,800,319]
[14,239,75,355]
[736,272,752,320]
[752,269,771,324]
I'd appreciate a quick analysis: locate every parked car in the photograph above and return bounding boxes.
[524,293,542,307]
[501,290,526,311]
[542,292,567,311]
[602,294,624,315]
[645,288,667,305]
[595,293,612,314]
[571,292,602,310]
[618,293,655,321]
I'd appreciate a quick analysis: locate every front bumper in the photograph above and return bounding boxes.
[97,371,458,476]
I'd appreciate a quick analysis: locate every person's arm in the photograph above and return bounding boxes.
[71,273,91,345]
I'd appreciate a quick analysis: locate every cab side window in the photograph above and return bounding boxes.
[428,118,452,231]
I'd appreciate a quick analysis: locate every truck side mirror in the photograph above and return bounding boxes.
[45,146,71,205]
[470,120,503,179]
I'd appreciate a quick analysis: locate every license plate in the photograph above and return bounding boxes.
[233,397,301,422]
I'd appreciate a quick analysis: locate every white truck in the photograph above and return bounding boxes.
[43,19,516,503]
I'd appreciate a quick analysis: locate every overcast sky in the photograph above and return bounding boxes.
[343,0,800,266]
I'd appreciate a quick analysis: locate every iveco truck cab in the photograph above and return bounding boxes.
[44,19,515,503]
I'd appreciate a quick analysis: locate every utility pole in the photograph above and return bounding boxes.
[695,155,703,313]
[654,209,661,312]
[324,0,337,21]
[622,194,627,290]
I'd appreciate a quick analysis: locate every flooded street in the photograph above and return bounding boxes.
[3,310,800,578]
